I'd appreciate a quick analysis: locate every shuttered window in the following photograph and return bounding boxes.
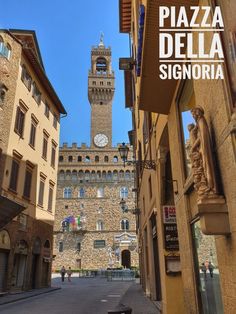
[38,179,45,207]
[42,134,48,160]
[51,142,56,168]
[48,185,53,212]
[9,159,20,192]
[14,107,25,137]
[29,122,36,148]
[23,168,32,199]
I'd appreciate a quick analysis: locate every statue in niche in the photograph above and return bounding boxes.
[188,106,218,199]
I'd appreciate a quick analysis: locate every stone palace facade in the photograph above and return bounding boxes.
[53,37,139,270]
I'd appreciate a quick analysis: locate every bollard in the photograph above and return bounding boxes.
[107,304,132,314]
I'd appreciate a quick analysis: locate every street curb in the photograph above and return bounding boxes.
[0,287,61,306]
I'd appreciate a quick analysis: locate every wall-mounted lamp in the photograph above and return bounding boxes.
[164,178,179,195]
[118,143,156,170]
[119,198,140,215]
[119,58,136,71]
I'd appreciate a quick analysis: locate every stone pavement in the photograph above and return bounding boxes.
[119,282,160,314]
[0,277,160,314]
[0,287,60,306]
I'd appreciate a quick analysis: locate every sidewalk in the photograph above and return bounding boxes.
[0,286,60,306]
[117,282,160,314]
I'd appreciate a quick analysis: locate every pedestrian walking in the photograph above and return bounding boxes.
[208,261,214,278]
[60,266,66,282]
[67,267,72,282]
[200,262,207,279]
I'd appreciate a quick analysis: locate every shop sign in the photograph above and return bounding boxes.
[164,224,179,251]
[163,205,176,224]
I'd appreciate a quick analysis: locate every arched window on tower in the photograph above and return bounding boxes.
[120,219,129,231]
[65,170,71,180]
[59,170,65,180]
[95,155,99,162]
[113,156,118,163]
[104,156,109,162]
[119,170,124,180]
[125,170,131,180]
[97,187,104,198]
[120,187,128,199]
[102,171,106,181]
[78,170,84,182]
[72,170,77,181]
[85,170,90,181]
[78,188,85,198]
[91,170,96,181]
[85,156,90,162]
[96,220,104,231]
[96,57,107,74]
[64,187,72,198]
[97,171,101,181]
[107,171,112,181]
[113,170,118,181]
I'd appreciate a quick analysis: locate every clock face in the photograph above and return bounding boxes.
[94,133,109,147]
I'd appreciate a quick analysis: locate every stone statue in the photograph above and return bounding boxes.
[188,106,218,199]
[107,246,114,267]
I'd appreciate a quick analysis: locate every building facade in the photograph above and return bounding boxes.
[119,0,236,313]
[53,38,139,271]
[0,29,66,291]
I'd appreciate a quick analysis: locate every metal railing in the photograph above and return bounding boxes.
[106,270,136,282]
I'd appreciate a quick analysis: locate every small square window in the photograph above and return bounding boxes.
[94,240,105,249]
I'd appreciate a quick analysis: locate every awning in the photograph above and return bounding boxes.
[0,195,26,229]
[119,0,132,33]
[139,0,198,114]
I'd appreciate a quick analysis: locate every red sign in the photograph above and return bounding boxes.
[163,206,176,224]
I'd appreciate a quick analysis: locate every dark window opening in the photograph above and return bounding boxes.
[23,168,32,199]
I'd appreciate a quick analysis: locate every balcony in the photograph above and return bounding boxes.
[0,194,26,229]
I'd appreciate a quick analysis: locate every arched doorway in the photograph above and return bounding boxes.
[12,240,28,290]
[0,230,10,291]
[31,237,41,289]
[121,250,131,269]
[42,240,51,287]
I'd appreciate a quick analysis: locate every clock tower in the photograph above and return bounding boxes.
[88,35,115,148]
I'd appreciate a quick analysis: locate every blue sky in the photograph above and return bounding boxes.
[0,0,131,147]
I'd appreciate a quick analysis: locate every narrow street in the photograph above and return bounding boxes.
[0,276,158,314]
